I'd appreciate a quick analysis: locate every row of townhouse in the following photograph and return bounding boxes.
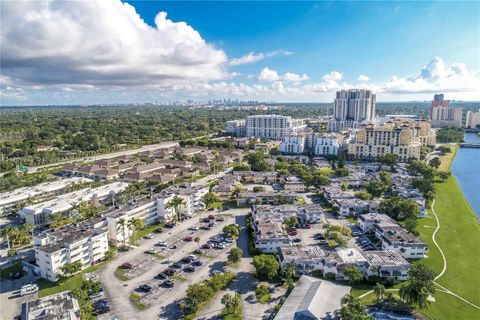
[358,213,428,259]
[212,175,242,201]
[236,190,298,207]
[0,177,92,216]
[251,205,325,253]
[18,182,129,226]
[278,245,410,284]
[233,171,280,184]
[28,224,109,282]
[322,183,377,217]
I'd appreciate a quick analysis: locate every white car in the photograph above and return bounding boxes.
[157,241,167,247]
[188,226,199,231]
[20,284,38,296]
[148,248,158,254]
[144,233,154,239]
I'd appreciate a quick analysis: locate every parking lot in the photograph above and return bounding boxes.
[98,208,249,320]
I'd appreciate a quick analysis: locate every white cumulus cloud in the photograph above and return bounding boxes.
[257,67,308,83]
[357,74,370,82]
[228,50,292,66]
[0,0,227,87]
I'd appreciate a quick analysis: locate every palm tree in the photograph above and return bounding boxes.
[400,284,430,310]
[337,294,370,320]
[166,196,186,222]
[1,225,15,250]
[128,217,144,244]
[21,223,34,242]
[373,283,386,301]
[117,218,128,248]
[194,236,200,247]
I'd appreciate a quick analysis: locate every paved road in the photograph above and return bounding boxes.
[32,141,179,171]
[99,208,249,320]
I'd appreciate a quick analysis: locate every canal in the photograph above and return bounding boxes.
[451,132,480,218]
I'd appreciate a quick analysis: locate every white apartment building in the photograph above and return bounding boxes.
[374,224,428,259]
[466,110,480,129]
[245,115,306,140]
[329,89,376,131]
[0,177,92,216]
[21,291,80,320]
[280,135,306,154]
[313,134,341,156]
[18,182,128,225]
[156,184,208,220]
[225,119,246,137]
[33,224,109,282]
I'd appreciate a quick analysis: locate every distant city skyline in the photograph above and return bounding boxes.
[1,0,479,106]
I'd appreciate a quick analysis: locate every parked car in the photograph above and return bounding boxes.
[173,262,183,269]
[201,243,212,249]
[182,256,193,263]
[214,243,225,249]
[184,266,195,272]
[119,263,134,269]
[153,228,163,234]
[90,291,104,300]
[292,238,302,243]
[163,280,175,288]
[192,260,203,267]
[202,218,211,223]
[287,230,298,236]
[147,248,158,254]
[208,222,215,227]
[139,284,152,292]
[144,233,154,239]
[184,236,193,241]
[165,222,176,228]
[208,215,215,220]
[189,226,199,231]
[225,238,233,243]
[164,268,176,276]
[212,270,224,275]
[156,241,168,247]
[157,272,168,280]
[216,217,225,222]
[169,244,177,249]
[195,248,206,254]
[20,284,38,296]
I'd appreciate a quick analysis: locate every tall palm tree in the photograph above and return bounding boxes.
[128,217,144,244]
[373,283,386,301]
[1,225,15,250]
[21,223,34,242]
[166,196,186,222]
[117,218,128,248]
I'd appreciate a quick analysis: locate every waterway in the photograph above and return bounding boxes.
[451,132,480,218]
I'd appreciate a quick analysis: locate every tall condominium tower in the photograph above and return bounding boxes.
[430,94,462,128]
[328,89,376,131]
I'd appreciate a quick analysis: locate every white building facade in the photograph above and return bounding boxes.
[329,89,376,131]
[245,115,306,140]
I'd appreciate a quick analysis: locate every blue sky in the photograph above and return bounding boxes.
[1,0,479,105]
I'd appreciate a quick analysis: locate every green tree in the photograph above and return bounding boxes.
[373,283,386,301]
[167,196,186,222]
[399,264,436,310]
[253,254,280,281]
[128,217,144,243]
[379,153,399,168]
[202,192,220,209]
[194,236,200,247]
[343,266,363,284]
[117,218,128,248]
[58,261,83,280]
[183,282,215,313]
[337,293,371,320]
[223,224,241,238]
[429,157,441,169]
[227,247,243,264]
[283,216,298,230]
[253,186,265,192]
[255,284,271,304]
[281,263,296,281]
[378,196,420,221]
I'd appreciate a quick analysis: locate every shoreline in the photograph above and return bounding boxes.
[415,144,480,319]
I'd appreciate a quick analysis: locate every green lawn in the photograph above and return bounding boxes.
[115,268,129,281]
[130,222,164,243]
[1,262,26,280]
[414,145,480,319]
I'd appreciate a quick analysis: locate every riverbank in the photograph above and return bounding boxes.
[415,145,480,319]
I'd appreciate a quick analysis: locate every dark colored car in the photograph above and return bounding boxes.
[184,236,193,241]
[201,243,212,249]
[164,268,176,276]
[292,238,302,243]
[208,215,215,220]
[163,280,175,288]
[165,222,176,228]
[216,217,225,222]
[119,263,134,269]
[184,266,195,272]
[157,272,168,280]
[139,284,152,292]
[202,218,211,222]
[172,262,183,269]
[153,228,164,234]
[182,256,193,263]
[192,260,203,267]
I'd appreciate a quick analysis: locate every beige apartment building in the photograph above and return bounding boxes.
[348,119,435,162]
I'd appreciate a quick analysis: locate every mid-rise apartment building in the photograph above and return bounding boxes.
[245,115,306,140]
[279,133,343,156]
[21,291,80,320]
[430,94,463,128]
[329,89,376,131]
[225,119,246,137]
[466,109,480,129]
[347,120,432,161]
[33,224,109,282]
